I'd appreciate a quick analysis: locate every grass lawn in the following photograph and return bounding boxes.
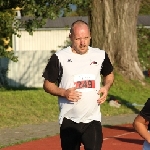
[0,72,150,129]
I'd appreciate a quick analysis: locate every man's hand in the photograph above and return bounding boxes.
[97,72,114,104]
[64,87,82,102]
[97,87,108,104]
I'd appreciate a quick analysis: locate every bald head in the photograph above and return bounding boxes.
[70,20,90,35]
[69,20,91,55]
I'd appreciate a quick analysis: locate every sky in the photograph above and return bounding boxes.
[60,4,77,16]
[69,4,77,11]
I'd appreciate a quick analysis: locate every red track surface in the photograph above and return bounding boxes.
[1,124,144,150]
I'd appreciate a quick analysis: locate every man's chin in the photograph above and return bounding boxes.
[79,48,88,54]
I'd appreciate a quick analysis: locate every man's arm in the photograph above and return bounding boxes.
[133,114,150,143]
[97,51,114,104]
[97,72,114,104]
[43,80,66,97]
[103,72,114,91]
[43,80,81,102]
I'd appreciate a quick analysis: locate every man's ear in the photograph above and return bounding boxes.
[69,33,71,38]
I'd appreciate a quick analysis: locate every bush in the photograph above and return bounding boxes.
[137,25,150,70]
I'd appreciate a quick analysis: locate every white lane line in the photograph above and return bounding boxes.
[103,132,135,141]
[80,132,135,147]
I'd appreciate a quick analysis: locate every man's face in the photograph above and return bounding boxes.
[70,24,91,55]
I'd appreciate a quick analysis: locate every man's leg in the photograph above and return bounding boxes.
[81,121,103,150]
[60,118,81,150]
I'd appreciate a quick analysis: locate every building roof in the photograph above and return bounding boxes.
[20,16,88,28]
[44,16,88,28]
[20,15,150,28]
[137,15,150,26]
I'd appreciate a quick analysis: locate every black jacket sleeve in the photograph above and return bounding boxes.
[100,52,113,77]
[140,98,150,121]
[140,98,150,130]
[42,54,60,83]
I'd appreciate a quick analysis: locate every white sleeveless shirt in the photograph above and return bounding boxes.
[55,46,105,124]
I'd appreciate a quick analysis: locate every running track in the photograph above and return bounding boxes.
[1,124,144,150]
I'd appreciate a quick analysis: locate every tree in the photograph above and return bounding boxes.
[137,26,150,70]
[0,0,146,80]
[74,2,89,16]
[62,0,145,80]
[90,0,144,81]
[0,0,71,61]
[0,7,18,62]
[139,0,150,14]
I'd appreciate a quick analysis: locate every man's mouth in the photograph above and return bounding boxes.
[80,46,86,49]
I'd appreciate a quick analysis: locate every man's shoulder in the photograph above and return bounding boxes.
[145,98,150,107]
[56,46,71,55]
[89,46,105,55]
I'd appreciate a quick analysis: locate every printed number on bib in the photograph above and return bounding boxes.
[75,80,95,89]
[74,74,95,89]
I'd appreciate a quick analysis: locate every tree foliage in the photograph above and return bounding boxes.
[0,0,72,61]
[0,7,18,61]
[0,0,149,78]
[139,0,150,14]
[63,1,91,17]
[137,26,150,70]
[0,0,92,61]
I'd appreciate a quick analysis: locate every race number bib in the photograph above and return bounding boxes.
[74,74,95,91]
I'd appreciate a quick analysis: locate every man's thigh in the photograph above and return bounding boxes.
[60,118,81,150]
[81,121,103,150]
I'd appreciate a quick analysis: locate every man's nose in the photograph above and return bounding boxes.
[80,38,85,45]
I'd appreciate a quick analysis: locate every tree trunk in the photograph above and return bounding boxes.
[90,0,144,80]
